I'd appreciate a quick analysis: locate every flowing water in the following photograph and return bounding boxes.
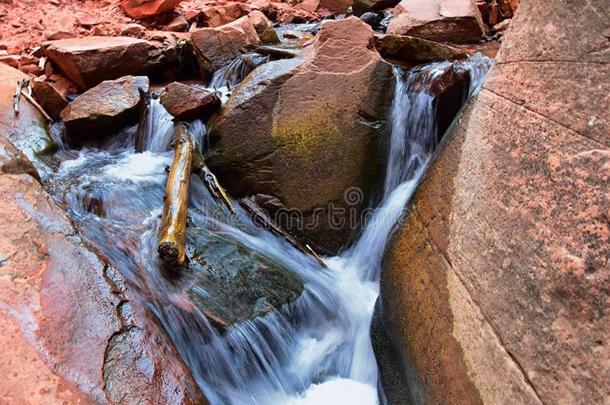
[46,54,490,404]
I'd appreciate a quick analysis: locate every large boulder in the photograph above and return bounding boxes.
[207,17,394,254]
[387,0,486,43]
[44,36,180,89]
[160,82,221,121]
[375,0,609,404]
[60,75,149,141]
[0,172,206,404]
[120,0,183,19]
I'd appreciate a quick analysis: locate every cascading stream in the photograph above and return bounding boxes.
[46,53,490,405]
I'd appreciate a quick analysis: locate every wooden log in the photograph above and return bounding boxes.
[239,196,327,268]
[158,122,193,268]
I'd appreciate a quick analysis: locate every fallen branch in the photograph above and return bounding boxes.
[243,44,299,59]
[192,150,235,214]
[158,122,193,269]
[239,196,327,268]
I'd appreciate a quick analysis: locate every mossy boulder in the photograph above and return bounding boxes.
[207,17,394,254]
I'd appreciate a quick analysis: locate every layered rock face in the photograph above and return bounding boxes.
[375,0,609,404]
[207,17,394,254]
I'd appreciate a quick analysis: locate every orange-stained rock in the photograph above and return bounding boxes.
[375,0,609,403]
[120,0,184,19]
[60,75,149,140]
[387,0,486,43]
[44,36,169,89]
[207,17,394,254]
[0,172,207,404]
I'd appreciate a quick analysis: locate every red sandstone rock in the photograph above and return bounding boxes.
[191,16,262,74]
[120,0,184,19]
[387,0,486,43]
[376,0,609,403]
[44,36,169,89]
[0,137,39,179]
[60,75,149,140]
[31,77,69,121]
[0,173,207,404]
[160,82,221,121]
[200,3,250,27]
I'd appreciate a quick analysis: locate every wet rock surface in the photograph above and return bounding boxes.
[60,75,149,141]
[375,0,609,403]
[0,172,206,404]
[207,17,395,254]
[387,0,486,43]
[0,64,55,179]
[160,82,221,121]
[185,228,304,329]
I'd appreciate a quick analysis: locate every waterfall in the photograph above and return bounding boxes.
[48,54,490,405]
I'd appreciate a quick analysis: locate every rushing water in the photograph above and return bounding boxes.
[46,54,490,404]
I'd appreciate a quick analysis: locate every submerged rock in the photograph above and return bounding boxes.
[60,75,149,141]
[387,0,486,43]
[375,0,609,403]
[160,82,220,121]
[207,17,394,254]
[120,0,183,19]
[185,228,304,329]
[44,36,176,89]
[0,172,206,404]
[376,34,469,64]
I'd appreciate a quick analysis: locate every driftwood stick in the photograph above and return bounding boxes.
[13,79,28,115]
[158,122,193,268]
[239,197,327,268]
